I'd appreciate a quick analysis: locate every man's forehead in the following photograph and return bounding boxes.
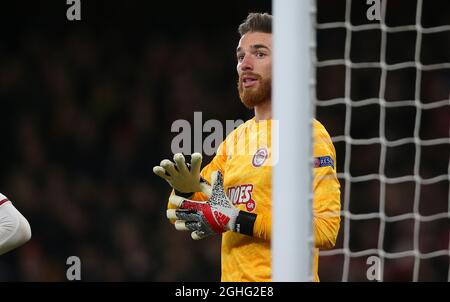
[237,32,272,51]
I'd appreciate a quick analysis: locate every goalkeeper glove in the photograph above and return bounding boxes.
[153,153,211,197]
[167,171,257,240]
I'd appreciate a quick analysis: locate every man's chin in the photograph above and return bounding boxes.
[240,95,264,109]
[238,79,271,109]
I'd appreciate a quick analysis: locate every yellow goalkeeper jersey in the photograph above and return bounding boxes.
[168,118,341,282]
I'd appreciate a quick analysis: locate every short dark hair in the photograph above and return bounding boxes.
[238,13,272,36]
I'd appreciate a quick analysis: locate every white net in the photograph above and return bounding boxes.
[314,0,450,281]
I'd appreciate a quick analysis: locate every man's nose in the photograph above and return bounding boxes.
[239,56,253,71]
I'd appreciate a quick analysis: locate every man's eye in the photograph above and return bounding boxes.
[237,55,244,61]
[256,52,266,58]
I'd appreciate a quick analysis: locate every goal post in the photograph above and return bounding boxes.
[272,0,315,282]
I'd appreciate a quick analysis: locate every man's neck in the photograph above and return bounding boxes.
[254,100,272,122]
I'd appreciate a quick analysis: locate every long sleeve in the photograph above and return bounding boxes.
[0,194,32,255]
[312,122,341,249]
[242,121,341,246]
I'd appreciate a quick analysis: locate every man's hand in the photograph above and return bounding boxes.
[167,171,240,240]
[153,153,211,197]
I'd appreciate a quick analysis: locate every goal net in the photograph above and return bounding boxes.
[315,0,450,281]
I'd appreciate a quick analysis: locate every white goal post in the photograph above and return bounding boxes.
[272,0,315,282]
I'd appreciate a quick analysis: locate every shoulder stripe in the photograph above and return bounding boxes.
[0,198,10,206]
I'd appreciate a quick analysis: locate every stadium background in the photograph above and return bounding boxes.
[0,0,448,281]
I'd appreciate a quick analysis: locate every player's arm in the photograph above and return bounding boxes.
[312,126,341,249]
[216,123,341,243]
[241,124,341,244]
[168,129,340,244]
[0,194,32,255]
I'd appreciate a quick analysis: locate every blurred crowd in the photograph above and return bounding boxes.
[0,0,448,281]
[0,1,257,281]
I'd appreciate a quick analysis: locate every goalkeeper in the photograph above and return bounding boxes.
[154,13,341,282]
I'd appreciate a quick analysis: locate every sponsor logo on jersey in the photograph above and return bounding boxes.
[252,147,268,167]
[314,155,334,169]
[227,184,256,212]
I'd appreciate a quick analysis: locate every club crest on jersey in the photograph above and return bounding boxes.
[252,147,268,167]
[227,185,256,212]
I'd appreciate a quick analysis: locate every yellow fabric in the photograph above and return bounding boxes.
[168,118,341,282]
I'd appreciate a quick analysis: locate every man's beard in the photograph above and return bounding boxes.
[237,73,271,109]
